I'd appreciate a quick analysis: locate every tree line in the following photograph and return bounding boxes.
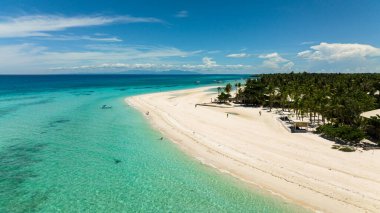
[217,72,380,146]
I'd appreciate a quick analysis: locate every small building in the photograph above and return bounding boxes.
[361,109,380,119]
[291,121,309,133]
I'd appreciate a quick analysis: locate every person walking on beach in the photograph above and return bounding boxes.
[259,111,262,116]
[226,113,229,118]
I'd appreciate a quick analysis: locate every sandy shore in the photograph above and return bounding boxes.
[125,86,380,213]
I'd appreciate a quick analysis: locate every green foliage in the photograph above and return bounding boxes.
[338,146,356,152]
[240,78,265,106]
[219,73,380,146]
[241,73,378,125]
[217,87,222,95]
[317,124,365,144]
[366,115,380,144]
[226,73,379,146]
[217,92,231,103]
[225,83,232,94]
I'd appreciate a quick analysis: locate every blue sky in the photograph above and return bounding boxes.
[1,0,380,74]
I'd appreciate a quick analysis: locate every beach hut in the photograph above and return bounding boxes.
[360,109,380,144]
[291,121,309,133]
[360,109,380,119]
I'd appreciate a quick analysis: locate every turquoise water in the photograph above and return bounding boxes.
[0,75,306,212]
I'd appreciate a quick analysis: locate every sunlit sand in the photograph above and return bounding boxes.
[126,86,380,213]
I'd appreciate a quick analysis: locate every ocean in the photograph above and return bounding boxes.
[0,75,306,212]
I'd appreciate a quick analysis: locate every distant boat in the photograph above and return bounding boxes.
[101,105,112,109]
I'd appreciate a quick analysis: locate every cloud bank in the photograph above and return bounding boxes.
[226,53,250,58]
[41,34,122,42]
[298,42,380,62]
[0,15,162,38]
[259,52,294,70]
[295,42,380,73]
[0,43,252,73]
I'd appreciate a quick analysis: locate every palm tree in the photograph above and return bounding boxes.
[265,83,275,111]
[235,72,380,144]
[225,83,232,94]
[217,87,222,95]
[232,82,242,102]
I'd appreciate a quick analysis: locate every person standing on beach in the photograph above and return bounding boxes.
[226,113,229,118]
[259,111,262,116]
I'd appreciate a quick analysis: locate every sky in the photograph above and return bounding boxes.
[1,0,380,74]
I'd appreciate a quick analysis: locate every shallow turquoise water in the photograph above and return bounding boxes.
[0,75,307,212]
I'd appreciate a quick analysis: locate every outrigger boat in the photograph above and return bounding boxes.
[101,105,112,109]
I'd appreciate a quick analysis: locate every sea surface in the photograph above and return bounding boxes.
[0,75,307,212]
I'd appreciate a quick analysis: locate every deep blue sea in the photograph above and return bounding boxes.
[0,75,306,212]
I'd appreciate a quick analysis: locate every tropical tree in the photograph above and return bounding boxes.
[225,83,232,94]
[217,87,222,95]
[218,72,380,145]
[217,92,231,103]
[366,115,380,144]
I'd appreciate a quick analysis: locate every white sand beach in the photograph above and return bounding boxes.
[125,86,380,213]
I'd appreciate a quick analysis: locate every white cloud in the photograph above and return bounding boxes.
[0,43,197,72]
[298,42,380,62]
[283,61,295,70]
[0,44,254,73]
[259,52,294,70]
[84,44,198,59]
[0,43,252,74]
[0,43,46,66]
[51,62,253,73]
[51,63,175,70]
[202,57,217,67]
[0,15,162,38]
[300,41,315,45]
[175,10,188,18]
[43,35,122,42]
[180,57,251,71]
[226,53,250,58]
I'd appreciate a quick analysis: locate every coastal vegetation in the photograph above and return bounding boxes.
[216,83,232,103]
[218,72,380,147]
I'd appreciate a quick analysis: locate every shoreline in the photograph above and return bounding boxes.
[125,86,380,213]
